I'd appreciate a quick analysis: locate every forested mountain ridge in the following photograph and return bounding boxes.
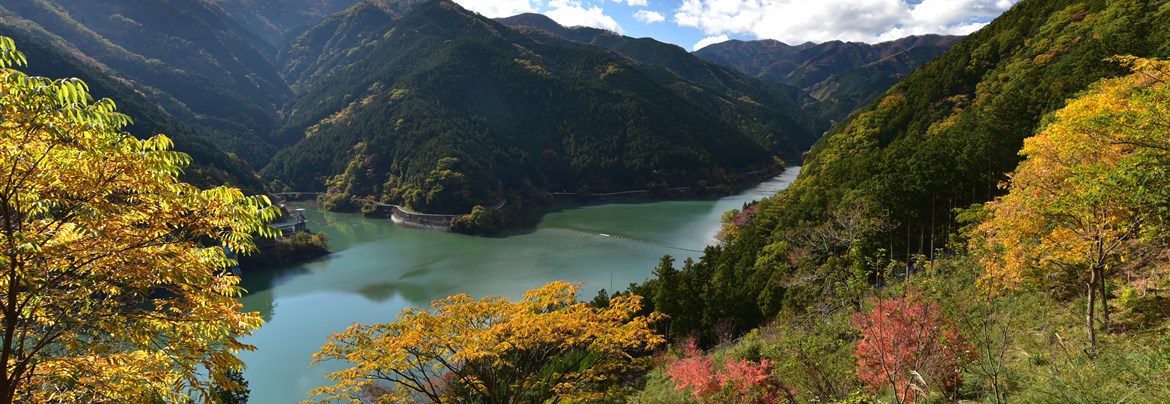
[695,35,962,123]
[209,0,427,46]
[632,0,1170,343]
[0,0,292,166]
[207,0,363,45]
[0,26,265,193]
[263,0,820,222]
[277,1,396,92]
[497,13,820,142]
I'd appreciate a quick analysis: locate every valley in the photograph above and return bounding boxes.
[0,0,928,229]
[3,0,1169,402]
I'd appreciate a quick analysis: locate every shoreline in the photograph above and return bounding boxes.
[278,165,793,234]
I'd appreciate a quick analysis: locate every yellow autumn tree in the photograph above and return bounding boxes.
[0,37,278,401]
[975,56,1170,353]
[311,281,665,403]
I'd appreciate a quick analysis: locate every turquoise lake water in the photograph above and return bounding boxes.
[238,167,800,402]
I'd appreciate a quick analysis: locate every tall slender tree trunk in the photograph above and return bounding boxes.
[930,195,936,261]
[1098,266,1110,333]
[1,255,21,404]
[905,224,912,280]
[1086,269,1098,355]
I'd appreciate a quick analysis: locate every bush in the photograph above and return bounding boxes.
[852,290,971,402]
[661,338,795,403]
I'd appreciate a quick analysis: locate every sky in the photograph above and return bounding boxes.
[453,0,1020,51]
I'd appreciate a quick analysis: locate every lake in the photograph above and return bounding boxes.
[238,167,800,402]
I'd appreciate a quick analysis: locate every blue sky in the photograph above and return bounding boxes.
[454,0,1019,51]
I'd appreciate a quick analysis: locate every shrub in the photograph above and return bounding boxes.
[852,291,971,403]
[663,338,795,403]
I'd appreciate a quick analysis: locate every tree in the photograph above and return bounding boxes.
[975,56,1170,353]
[852,292,970,403]
[0,37,277,401]
[214,369,250,404]
[311,281,665,403]
[663,338,796,404]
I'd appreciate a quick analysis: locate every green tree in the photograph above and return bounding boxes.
[0,37,277,402]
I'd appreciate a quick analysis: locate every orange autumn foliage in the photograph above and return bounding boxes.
[974,56,1170,352]
[311,281,665,403]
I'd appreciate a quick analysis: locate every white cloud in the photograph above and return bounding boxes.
[674,0,1019,44]
[692,34,729,51]
[613,0,649,5]
[546,0,624,33]
[634,9,665,24]
[453,0,538,18]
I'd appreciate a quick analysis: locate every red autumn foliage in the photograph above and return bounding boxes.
[663,339,718,399]
[852,291,971,403]
[663,338,795,403]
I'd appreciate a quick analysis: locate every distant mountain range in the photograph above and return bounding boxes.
[694,35,962,123]
[0,0,958,223]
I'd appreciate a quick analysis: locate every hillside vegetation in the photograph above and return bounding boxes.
[620,0,1170,401]
[0,0,292,166]
[0,25,264,192]
[263,0,819,222]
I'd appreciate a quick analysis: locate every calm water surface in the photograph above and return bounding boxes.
[238,167,800,402]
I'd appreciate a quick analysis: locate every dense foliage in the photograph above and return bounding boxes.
[238,231,330,268]
[633,0,1170,343]
[263,0,816,217]
[629,9,1170,400]
[662,338,794,403]
[852,291,970,402]
[976,56,1170,353]
[0,37,275,402]
[311,281,664,403]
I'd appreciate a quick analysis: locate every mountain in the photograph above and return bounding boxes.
[636,0,1170,336]
[0,25,264,193]
[497,13,817,132]
[206,0,359,45]
[0,0,293,166]
[263,0,820,220]
[278,1,397,91]
[695,35,962,123]
[208,0,428,46]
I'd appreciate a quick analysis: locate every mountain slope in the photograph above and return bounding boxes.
[695,35,961,123]
[209,0,427,46]
[639,0,1170,336]
[0,0,292,166]
[278,1,396,91]
[207,0,359,45]
[497,13,820,139]
[264,0,819,218]
[0,25,264,193]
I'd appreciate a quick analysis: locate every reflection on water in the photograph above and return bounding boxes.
[238,167,800,402]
